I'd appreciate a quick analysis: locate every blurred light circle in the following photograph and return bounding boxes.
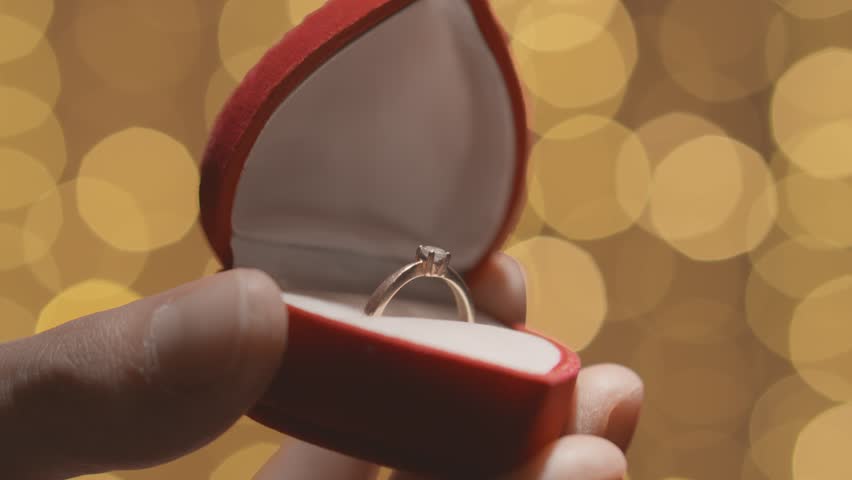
[659,0,782,101]
[634,113,727,169]
[790,276,852,401]
[219,0,291,80]
[288,0,325,25]
[649,135,744,240]
[510,1,636,109]
[503,203,545,248]
[2,112,67,179]
[0,296,35,342]
[794,404,852,478]
[70,474,124,480]
[594,227,676,322]
[0,0,53,32]
[752,237,852,299]
[76,177,151,253]
[0,148,55,211]
[514,14,605,52]
[73,2,200,92]
[0,86,51,137]
[780,173,852,248]
[203,256,223,277]
[78,128,200,252]
[745,269,797,359]
[528,116,650,240]
[0,39,61,109]
[24,180,148,293]
[506,236,606,351]
[37,279,141,333]
[0,15,44,63]
[772,48,852,179]
[205,64,239,132]
[773,0,852,19]
[748,374,834,480]
[211,443,279,480]
[650,136,776,261]
[0,223,52,271]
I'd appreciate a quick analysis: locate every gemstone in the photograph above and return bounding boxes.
[416,245,451,276]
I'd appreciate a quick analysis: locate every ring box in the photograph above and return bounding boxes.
[200,0,581,476]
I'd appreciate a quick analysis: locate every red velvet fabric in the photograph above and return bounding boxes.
[199,0,579,475]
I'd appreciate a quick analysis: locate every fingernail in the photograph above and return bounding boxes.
[603,386,643,452]
[146,273,249,393]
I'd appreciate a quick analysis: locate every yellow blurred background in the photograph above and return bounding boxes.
[2,0,851,478]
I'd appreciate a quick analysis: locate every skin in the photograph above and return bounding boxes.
[0,253,642,479]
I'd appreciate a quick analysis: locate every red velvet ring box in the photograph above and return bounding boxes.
[200,0,580,476]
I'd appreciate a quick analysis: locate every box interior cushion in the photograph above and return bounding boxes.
[230,0,517,296]
[283,291,562,375]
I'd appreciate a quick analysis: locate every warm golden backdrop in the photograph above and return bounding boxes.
[1,0,851,478]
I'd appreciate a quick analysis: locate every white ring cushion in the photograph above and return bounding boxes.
[230,0,562,375]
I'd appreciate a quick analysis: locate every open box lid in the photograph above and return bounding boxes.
[199,0,580,475]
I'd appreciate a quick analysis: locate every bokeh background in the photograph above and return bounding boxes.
[1,0,851,478]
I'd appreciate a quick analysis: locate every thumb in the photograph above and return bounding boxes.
[0,269,288,479]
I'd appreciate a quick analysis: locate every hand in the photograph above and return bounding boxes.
[0,254,642,480]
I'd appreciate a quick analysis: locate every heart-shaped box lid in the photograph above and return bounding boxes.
[200,0,580,476]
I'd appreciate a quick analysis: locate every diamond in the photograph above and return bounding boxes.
[416,245,451,276]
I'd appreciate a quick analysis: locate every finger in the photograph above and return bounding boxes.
[389,435,626,480]
[468,252,526,325]
[253,439,379,480]
[567,363,643,451]
[0,269,289,479]
[502,435,627,480]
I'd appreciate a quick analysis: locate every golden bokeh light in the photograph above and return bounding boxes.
[502,203,545,248]
[1,112,66,179]
[794,404,852,479]
[218,0,291,81]
[751,236,852,299]
[0,86,51,138]
[779,173,852,248]
[510,1,636,109]
[658,0,782,102]
[210,443,279,480]
[648,136,776,261]
[772,48,852,179]
[0,38,61,110]
[648,135,744,241]
[73,2,200,93]
[0,148,55,211]
[0,0,53,32]
[203,256,223,277]
[72,474,123,480]
[78,127,200,252]
[0,295,36,342]
[773,0,852,20]
[36,279,141,333]
[0,219,57,272]
[205,65,238,132]
[506,236,606,351]
[748,374,834,480]
[0,15,44,63]
[288,0,325,25]
[528,116,650,240]
[24,180,148,292]
[789,276,852,402]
